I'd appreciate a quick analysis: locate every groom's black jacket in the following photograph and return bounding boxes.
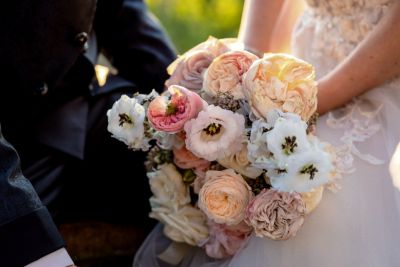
[0,0,176,266]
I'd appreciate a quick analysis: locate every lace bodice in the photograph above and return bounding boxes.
[295,0,394,72]
[293,0,399,176]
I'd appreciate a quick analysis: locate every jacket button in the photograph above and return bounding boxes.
[74,32,89,51]
[33,82,49,96]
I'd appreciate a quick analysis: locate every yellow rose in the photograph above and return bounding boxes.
[301,186,324,214]
[243,53,317,121]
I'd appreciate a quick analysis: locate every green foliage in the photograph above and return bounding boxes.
[146,0,244,53]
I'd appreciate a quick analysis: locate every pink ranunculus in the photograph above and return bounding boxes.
[165,50,214,93]
[184,105,245,161]
[198,169,253,225]
[205,220,253,259]
[173,146,211,171]
[246,189,306,240]
[147,85,206,133]
[203,50,258,100]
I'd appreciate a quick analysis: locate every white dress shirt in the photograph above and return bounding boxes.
[25,248,74,267]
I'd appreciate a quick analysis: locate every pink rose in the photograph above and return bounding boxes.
[147,85,206,133]
[198,169,253,225]
[173,146,211,171]
[243,54,317,121]
[166,50,214,93]
[205,220,253,259]
[166,36,233,93]
[203,51,258,100]
[246,189,306,240]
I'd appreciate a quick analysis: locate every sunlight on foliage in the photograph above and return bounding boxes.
[146,0,244,53]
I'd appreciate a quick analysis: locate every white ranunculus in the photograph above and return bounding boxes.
[269,144,333,193]
[247,119,272,169]
[150,205,209,246]
[148,164,190,211]
[133,89,159,109]
[107,95,149,150]
[153,131,184,150]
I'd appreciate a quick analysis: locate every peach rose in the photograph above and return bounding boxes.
[147,85,206,133]
[205,220,253,259]
[203,51,258,100]
[218,143,263,179]
[243,53,317,121]
[246,189,306,240]
[173,146,211,171]
[198,169,253,225]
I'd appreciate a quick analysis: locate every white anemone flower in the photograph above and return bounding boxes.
[247,119,273,168]
[269,145,333,193]
[266,114,309,163]
[133,89,159,109]
[153,131,184,150]
[184,105,245,161]
[107,95,148,150]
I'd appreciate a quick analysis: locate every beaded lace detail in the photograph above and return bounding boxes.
[301,0,393,67]
[327,99,384,167]
[295,0,394,175]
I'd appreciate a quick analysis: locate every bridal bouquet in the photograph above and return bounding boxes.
[107,37,340,259]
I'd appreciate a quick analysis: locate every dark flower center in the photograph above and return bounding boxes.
[119,113,133,127]
[300,164,318,180]
[281,136,298,155]
[203,123,222,136]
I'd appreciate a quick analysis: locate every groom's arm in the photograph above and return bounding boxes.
[94,0,177,93]
[0,124,67,267]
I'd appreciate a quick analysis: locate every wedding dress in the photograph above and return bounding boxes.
[134,0,400,266]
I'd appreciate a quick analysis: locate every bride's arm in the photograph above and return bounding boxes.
[317,1,400,114]
[239,0,306,54]
[238,0,285,55]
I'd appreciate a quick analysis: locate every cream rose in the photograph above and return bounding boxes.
[203,51,258,100]
[218,143,263,178]
[198,169,253,225]
[148,163,190,211]
[150,205,209,246]
[243,53,317,121]
[246,189,306,240]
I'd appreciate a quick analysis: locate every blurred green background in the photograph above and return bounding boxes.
[146,0,244,53]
